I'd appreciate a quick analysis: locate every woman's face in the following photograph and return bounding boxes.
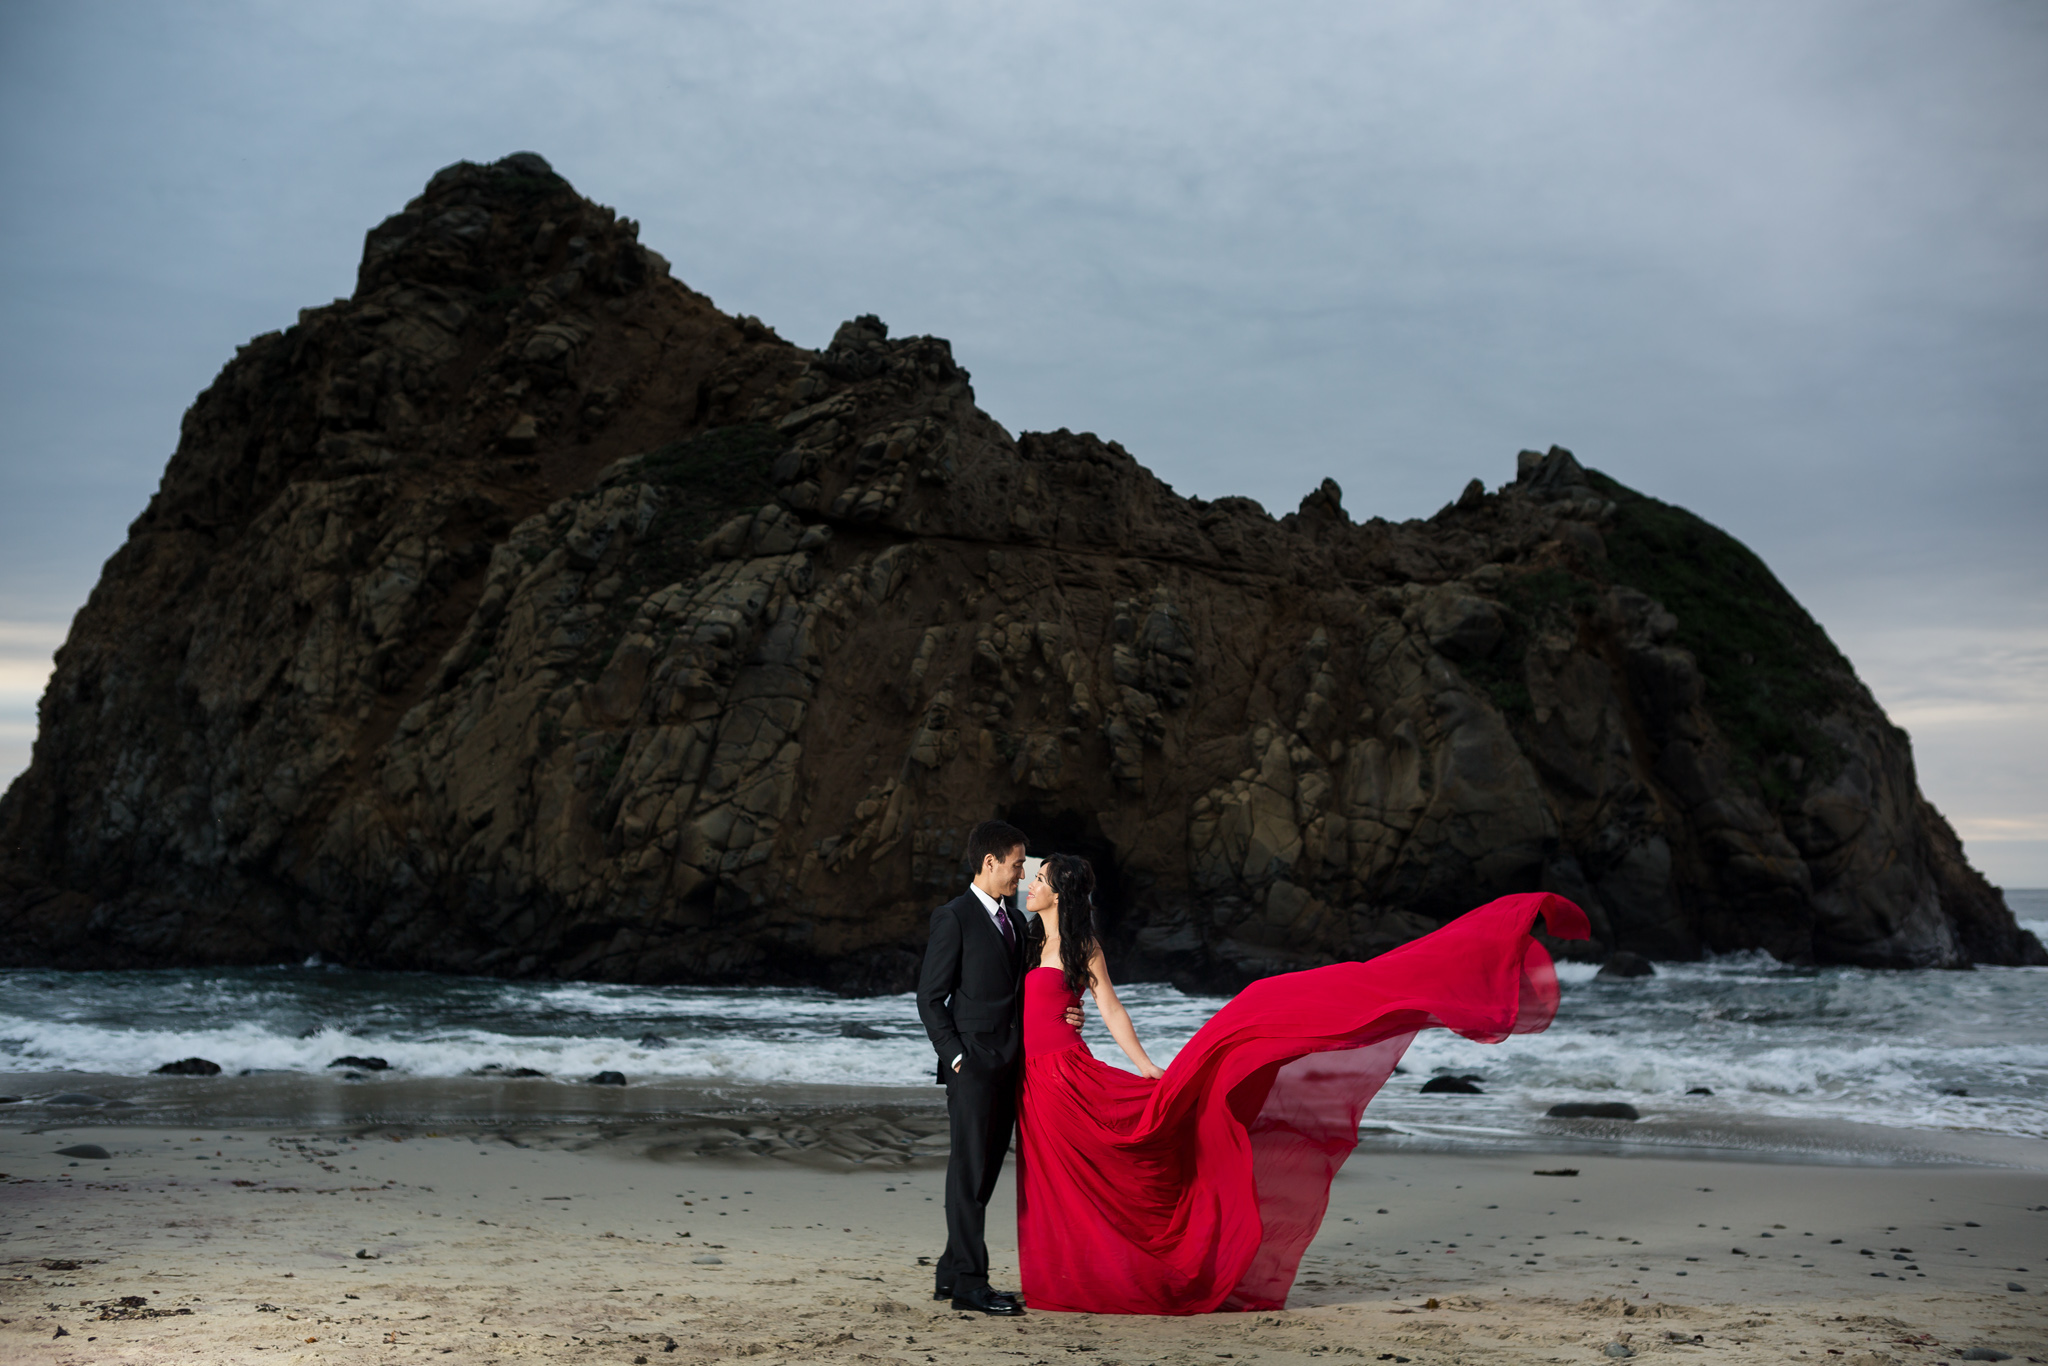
[1024,865,1055,917]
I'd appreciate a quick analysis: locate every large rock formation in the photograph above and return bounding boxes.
[2,154,2038,990]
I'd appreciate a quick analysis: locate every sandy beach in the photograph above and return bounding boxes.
[4,1105,2043,1365]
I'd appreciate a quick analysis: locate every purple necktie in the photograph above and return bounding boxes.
[995,902,1016,949]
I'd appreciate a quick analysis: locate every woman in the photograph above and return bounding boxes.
[1014,853,1587,1315]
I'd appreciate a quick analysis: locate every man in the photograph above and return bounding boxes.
[915,819,1076,1316]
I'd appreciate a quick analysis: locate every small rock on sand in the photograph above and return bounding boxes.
[56,1144,111,1160]
[1604,1344,1634,1358]
[1960,1350,2012,1361]
[154,1057,223,1075]
[692,1254,723,1264]
[2007,1282,2026,1292]
[1548,1101,1641,1120]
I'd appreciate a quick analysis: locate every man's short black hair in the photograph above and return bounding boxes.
[965,820,1027,877]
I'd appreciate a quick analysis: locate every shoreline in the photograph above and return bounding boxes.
[3,1123,2043,1363]
[6,1071,2046,1173]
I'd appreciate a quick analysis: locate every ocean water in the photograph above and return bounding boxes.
[4,891,2044,1156]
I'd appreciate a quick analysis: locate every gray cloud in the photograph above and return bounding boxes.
[2,0,2043,879]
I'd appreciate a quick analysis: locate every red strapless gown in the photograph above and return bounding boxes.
[1014,891,1587,1315]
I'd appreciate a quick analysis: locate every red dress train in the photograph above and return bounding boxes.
[1014,891,1588,1315]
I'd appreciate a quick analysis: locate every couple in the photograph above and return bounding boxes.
[916,819,1590,1317]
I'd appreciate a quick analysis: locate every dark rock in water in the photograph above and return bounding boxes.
[636,1033,672,1049]
[1421,1075,1484,1094]
[1686,1086,1713,1094]
[2,156,2039,991]
[839,1021,888,1040]
[0,1096,21,1103]
[47,1093,106,1106]
[154,1057,222,1076]
[1597,951,1656,980]
[327,1056,389,1071]
[472,1063,548,1078]
[1942,1087,1969,1096]
[1548,1101,1642,1120]
[588,1070,627,1086]
[56,1143,111,1160]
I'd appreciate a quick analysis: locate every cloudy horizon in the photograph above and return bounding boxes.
[1,1,2042,887]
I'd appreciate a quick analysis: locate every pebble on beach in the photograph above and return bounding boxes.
[154,1056,223,1075]
[56,1144,111,1160]
[1547,1101,1642,1120]
[589,1070,628,1086]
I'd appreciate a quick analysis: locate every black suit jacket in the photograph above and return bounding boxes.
[917,890,1037,1085]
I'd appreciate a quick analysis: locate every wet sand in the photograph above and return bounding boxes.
[4,1114,2044,1365]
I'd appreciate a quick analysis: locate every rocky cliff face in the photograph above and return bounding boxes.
[3,154,2038,989]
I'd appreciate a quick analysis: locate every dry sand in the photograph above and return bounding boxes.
[3,1118,2044,1365]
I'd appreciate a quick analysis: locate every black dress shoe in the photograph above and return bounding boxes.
[951,1284,1025,1315]
[936,1285,1022,1305]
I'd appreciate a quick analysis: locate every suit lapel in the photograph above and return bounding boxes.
[963,889,1018,964]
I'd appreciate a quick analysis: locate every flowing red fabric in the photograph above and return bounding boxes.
[1015,891,1588,1315]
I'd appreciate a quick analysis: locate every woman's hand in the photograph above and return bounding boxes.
[1063,1004,1085,1029]
[1137,1060,1166,1080]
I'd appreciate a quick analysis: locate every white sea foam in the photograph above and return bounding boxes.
[4,937,2046,1144]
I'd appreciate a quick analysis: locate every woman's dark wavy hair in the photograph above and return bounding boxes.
[1045,853,1100,999]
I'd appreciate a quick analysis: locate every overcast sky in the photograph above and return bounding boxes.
[1,1,2043,885]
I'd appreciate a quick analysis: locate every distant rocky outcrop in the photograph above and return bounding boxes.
[1,154,2038,990]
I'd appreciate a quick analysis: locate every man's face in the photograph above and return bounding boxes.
[990,844,1027,897]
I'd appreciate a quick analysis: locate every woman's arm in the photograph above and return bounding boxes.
[1087,948,1165,1079]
